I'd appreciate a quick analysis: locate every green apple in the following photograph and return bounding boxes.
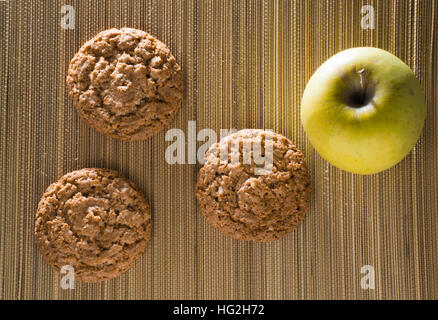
[301,47,426,174]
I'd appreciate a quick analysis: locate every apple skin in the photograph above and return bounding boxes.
[301,47,426,174]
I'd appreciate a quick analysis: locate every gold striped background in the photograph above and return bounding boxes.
[0,0,437,300]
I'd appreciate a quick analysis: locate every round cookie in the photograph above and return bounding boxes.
[67,28,183,141]
[35,168,152,282]
[196,129,311,242]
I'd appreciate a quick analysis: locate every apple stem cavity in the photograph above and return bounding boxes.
[343,68,374,109]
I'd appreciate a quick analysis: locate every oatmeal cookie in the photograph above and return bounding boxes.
[67,28,183,140]
[196,129,311,242]
[35,168,152,282]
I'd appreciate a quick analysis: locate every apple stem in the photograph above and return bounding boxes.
[358,69,366,103]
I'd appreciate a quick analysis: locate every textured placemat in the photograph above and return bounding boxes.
[0,0,437,300]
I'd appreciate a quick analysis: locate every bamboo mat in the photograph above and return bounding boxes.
[0,0,437,300]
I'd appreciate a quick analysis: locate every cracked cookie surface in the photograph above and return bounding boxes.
[67,28,183,140]
[35,168,152,282]
[196,129,311,242]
